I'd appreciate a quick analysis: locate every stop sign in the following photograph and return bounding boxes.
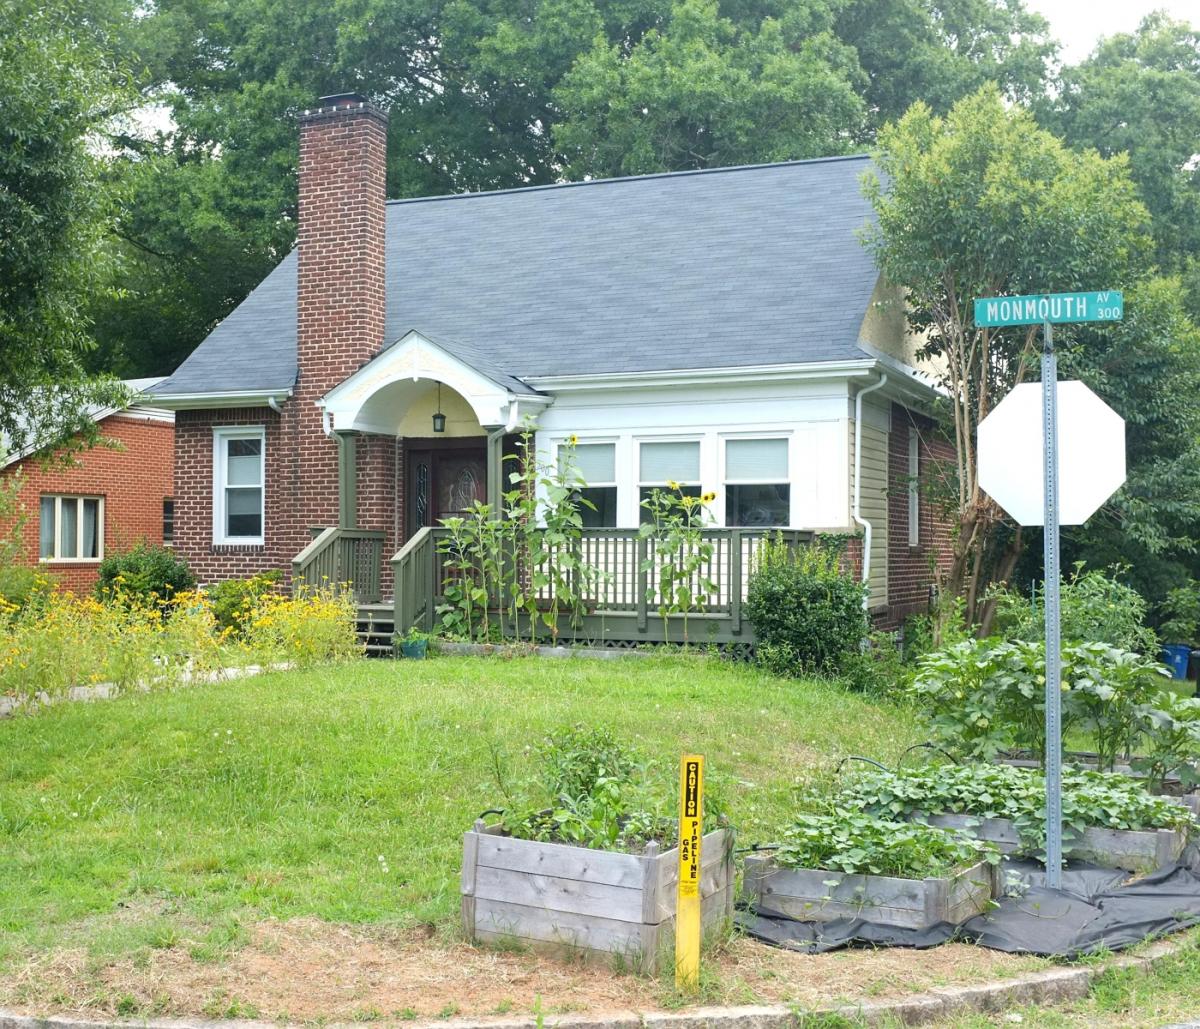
[978,380,1126,526]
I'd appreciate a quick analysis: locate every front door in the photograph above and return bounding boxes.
[405,440,488,538]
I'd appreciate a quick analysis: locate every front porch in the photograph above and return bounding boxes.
[293,524,815,651]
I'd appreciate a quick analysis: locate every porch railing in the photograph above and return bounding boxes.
[292,526,387,603]
[391,526,814,644]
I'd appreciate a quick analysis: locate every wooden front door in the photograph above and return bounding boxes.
[405,440,488,538]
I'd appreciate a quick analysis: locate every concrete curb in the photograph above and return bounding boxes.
[0,939,1183,1029]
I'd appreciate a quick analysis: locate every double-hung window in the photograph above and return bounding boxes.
[639,440,701,522]
[560,441,617,528]
[39,495,103,561]
[725,437,790,527]
[214,427,265,544]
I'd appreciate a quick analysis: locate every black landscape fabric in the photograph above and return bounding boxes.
[736,861,1200,958]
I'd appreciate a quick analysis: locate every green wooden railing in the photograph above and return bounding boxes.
[292,526,387,603]
[391,526,814,645]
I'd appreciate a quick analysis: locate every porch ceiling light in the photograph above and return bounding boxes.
[432,382,446,433]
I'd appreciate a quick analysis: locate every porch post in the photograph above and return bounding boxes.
[486,428,505,512]
[336,431,358,529]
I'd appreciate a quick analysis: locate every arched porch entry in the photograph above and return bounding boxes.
[319,329,549,542]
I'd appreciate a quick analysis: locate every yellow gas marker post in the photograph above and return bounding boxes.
[676,753,704,991]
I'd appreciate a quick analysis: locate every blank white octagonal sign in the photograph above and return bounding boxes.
[978,380,1126,526]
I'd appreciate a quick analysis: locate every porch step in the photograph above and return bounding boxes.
[356,603,396,658]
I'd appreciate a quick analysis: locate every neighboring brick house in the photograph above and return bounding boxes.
[1,380,175,594]
[150,93,956,629]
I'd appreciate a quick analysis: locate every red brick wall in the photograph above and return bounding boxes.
[171,97,392,589]
[173,406,289,584]
[884,403,956,629]
[1,413,174,593]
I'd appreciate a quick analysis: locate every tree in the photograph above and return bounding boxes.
[862,86,1151,627]
[836,0,1056,131]
[553,0,865,177]
[0,0,129,457]
[1043,15,1200,289]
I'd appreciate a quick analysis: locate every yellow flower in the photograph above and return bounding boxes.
[701,491,716,504]
[568,434,578,446]
[667,479,680,490]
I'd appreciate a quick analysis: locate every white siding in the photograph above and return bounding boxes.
[534,378,854,531]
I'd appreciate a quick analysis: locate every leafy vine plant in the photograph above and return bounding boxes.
[638,483,718,643]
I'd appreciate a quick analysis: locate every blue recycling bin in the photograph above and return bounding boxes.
[1163,643,1191,680]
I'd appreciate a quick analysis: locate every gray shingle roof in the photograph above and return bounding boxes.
[154,155,881,397]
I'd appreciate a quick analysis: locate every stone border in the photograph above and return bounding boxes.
[0,939,1181,1029]
[0,664,291,719]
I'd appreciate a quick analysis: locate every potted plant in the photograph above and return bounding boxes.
[395,626,433,659]
[1160,583,1200,681]
[742,811,997,929]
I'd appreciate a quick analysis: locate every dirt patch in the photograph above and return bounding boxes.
[0,917,1049,1023]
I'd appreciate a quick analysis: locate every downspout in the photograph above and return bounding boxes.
[852,372,888,610]
[268,395,285,415]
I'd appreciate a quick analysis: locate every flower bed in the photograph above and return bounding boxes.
[841,764,1195,872]
[462,821,733,970]
[742,813,997,928]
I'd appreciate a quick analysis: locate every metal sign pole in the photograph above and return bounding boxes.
[1041,320,1063,889]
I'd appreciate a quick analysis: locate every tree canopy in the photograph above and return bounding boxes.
[0,0,129,457]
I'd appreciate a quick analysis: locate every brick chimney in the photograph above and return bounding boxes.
[296,93,388,394]
[289,93,388,535]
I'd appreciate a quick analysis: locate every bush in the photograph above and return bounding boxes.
[206,571,281,636]
[990,565,1156,654]
[96,543,195,607]
[0,565,55,614]
[240,584,361,666]
[838,630,908,694]
[745,535,868,676]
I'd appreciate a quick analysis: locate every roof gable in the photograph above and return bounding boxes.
[155,155,884,398]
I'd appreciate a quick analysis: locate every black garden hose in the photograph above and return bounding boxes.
[898,741,960,766]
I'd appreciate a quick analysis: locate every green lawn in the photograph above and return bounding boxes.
[0,654,917,970]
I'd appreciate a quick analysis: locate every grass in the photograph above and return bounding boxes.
[0,653,917,971]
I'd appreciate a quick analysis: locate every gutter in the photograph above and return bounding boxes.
[852,372,888,609]
[146,389,294,411]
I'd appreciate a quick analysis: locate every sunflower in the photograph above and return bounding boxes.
[701,491,717,503]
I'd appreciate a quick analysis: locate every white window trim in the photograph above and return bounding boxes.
[720,434,792,528]
[213,425,266,546]
[39,495,105,563]
[908,432,920,547]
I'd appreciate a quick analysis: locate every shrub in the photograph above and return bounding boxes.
[206,571,281,636]
[839,629,908,694]
[1159,581,1200,645]
[0,565,55,614]
[745,535,868,676]
[241,584,360,666]
[96,543,195,608]
[909,636,1170,765]
[990,565,1156,654]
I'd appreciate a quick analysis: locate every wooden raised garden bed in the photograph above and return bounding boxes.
[461,821,733,971]
[741,854,996,930]
[923,813,1186,873]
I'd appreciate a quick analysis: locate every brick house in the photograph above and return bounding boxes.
[2,380,176,594]
[151,93,954,634]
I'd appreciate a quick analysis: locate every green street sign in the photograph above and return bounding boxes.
[974,290,1123,328]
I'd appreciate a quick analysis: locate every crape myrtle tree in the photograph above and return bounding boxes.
[0,0,130,458]
[862,86,1151,630]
